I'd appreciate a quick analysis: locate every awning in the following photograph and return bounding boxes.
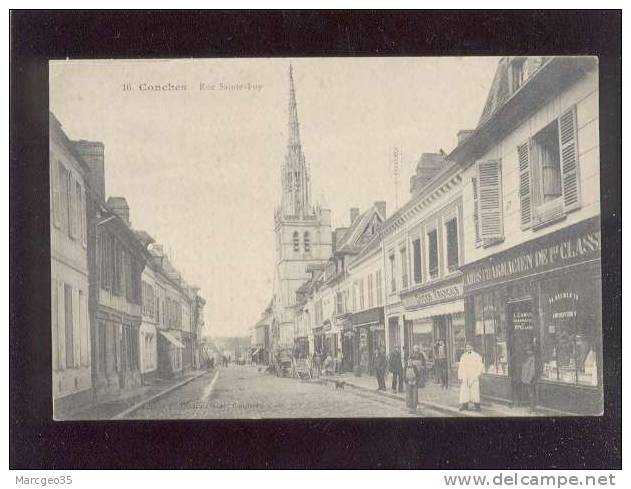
[351,307,384,327]
[404,299,464,321]
[159,330,185,348]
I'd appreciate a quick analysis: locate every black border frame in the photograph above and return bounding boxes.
[10,10,622,469]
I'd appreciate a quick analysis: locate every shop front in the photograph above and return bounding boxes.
[350,307,385,374]
[462,217,602,414]
[322,320,339,358]
[312,326,324,355]
[400,274,465,385]
[293,336,310,359]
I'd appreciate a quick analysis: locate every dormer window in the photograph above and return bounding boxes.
[303,231,311,252]
[293,231,300,252]
[511,58,527,93]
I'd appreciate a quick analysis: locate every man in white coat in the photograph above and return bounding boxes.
[458,343,484,411]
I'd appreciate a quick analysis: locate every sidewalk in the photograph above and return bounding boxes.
[67,369,209,420]
[317,372,549,417]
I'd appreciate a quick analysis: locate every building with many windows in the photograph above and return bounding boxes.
[50,113,92,417]
[451,56,601,414]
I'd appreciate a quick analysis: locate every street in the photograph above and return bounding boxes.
[123,365,443,419]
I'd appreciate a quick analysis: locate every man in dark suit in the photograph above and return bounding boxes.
[374,347,387,391]
[388,345,404,393]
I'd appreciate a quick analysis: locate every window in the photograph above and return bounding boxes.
[475,159,504,241]
[472,291,508,376]
[445,218,459,272]
[113,242,123,295]
[303,231,311,252]
[52,161,61,228]
[68,173,77,239]
[58,163,70,233]
[427,230,439,279]
[389,254,396,292]
[336,291,344,315]
[472,177,481,245]
[293,231,300,252]
[367,274,374,308]
[376,270,383,306]
[74,180,84,244]
[412,238,422,284]
[519,106,580,229]
[64,284,74,368]
[400,247,408,289]
[359,279,365,310]
[511,57,526,93]
[540,277,601,386]
[51,278,59,370]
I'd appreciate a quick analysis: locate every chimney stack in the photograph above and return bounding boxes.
[350,208,360,225]
[73,140,105,200]
[375,201,386,219]
[457,129,475,145]
[107,197,131,227]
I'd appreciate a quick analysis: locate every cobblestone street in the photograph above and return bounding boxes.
[124,365,443,419]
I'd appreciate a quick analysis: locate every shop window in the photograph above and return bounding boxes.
[473,292,508,375]
[519,106,580,229]
[411,319,434,364]
[400,247,408,289]
[445,218,459,272]
[412,238,422,284]
[293,231,300,252]
[540,278,600,386]
[427,230,439,279]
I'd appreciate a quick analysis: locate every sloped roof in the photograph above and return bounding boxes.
[335,206,384,254]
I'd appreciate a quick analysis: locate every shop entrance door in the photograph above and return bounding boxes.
[507,299,535,403]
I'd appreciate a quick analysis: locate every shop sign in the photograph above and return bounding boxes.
[548,291,579,333]
[512,310,534,331]
[403,283,463,310]
[464,223,601,291]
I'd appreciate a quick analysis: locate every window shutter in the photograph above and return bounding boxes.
[558,106,581,212]
[52,161,61,228]
[81,185,87,247]
[517,143,533,229]
[472,177,480,243]
[476,159,504,240]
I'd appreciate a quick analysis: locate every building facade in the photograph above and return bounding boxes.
[270,65,332,358]
[451,56,602,414]
[50,114,93,417]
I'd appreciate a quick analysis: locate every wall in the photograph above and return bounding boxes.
[462,67,599,265]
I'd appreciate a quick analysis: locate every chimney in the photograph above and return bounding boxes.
[332,227,348,253]
[374,201,386,219]
[350,208,360,225]
[107,197,130,226]
[73,140,105,200]
[410,153,446,196]
[457,130,475,145]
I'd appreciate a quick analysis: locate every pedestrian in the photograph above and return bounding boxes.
[521,347,537,413]
[458,343,484,411]
[324,354,334,376]
[314,351,322,378]
[404,359,420,414]
[410,345,427,388]
[435,340,449,389]
[374,347,387,391]
[388,345,404,393]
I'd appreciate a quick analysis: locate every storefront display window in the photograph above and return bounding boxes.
[412,319,434,363]
[473,292,508,375]
[451,313,466,366]
[540,277,600,386]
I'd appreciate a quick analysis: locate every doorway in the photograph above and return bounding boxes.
[507,299,535,403]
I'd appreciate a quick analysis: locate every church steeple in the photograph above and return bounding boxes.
[281,63,312,218]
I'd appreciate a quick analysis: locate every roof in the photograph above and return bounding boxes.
[335,205,385,254]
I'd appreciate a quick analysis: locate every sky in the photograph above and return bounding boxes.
[49,56,499,338]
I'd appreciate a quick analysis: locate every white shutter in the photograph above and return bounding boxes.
[51,161,61,228]
[558,106,581,212]
[81,185,88,248]
[517,142,533,229]
[476,159,504,240]
[51,278,58,370]
[58,281,66,369]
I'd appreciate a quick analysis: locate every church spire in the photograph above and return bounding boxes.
[281,63,312,218]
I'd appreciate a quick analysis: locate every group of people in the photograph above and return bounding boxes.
[373,342,539,413]
[309,351,341,378]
